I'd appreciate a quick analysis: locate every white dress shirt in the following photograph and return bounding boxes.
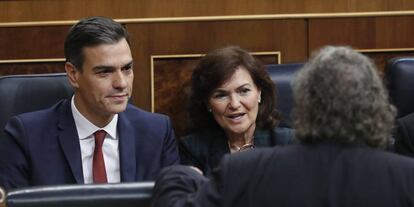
[71,96,120,184]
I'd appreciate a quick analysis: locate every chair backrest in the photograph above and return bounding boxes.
[385,57,414,118]
[266,63,304,128]
[0,73,73,138]
[6,182,154,207]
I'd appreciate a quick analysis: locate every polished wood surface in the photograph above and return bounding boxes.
[308,16,414,51]
[0,62,65,76]
[0,26,68,59]
[308,15,414,73]
[2,0,414,23]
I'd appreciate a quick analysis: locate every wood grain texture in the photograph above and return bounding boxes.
[308,15,414,72]
[153,57,198,137]
[0,62,65,76]
[308,16,414,51]
[2,0,414,23]
[0,26,68,59]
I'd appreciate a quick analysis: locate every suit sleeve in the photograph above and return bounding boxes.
[160,117,180,167]
[395,118,414,157]
[0,116,30,190]
[152,165,222,207]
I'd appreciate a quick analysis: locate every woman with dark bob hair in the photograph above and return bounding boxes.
[179,46,294,176]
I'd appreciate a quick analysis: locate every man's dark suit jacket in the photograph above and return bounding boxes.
[0,99,179,190]
[153,143,414,207]
[179,127,293,177]
[395,112,414,157]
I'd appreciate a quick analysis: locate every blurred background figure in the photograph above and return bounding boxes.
[152,46,414,207]
[179,46,293,176]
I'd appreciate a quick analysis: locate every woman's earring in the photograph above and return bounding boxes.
[208,108,212,112]
[258,97,261,104]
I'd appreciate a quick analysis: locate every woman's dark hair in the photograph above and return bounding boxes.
[64,16,129,70]
[188,46,280,131]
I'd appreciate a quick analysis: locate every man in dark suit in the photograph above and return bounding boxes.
[152,46,414,207]
[0,17,179,190]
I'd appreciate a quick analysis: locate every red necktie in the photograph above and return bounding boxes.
[93,130,107,183]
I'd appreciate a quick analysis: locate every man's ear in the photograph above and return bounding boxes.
[65,62,80,88]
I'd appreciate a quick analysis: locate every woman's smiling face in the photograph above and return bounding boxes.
[208,66,261,137]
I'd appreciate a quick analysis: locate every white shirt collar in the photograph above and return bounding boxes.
[71,95,118,140]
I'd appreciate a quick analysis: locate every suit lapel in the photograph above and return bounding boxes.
[118,112,136,182]
[57,100,84,184]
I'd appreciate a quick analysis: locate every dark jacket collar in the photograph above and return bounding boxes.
[57,99,84,184]
[117,109,137,182]
[56,100,137,183]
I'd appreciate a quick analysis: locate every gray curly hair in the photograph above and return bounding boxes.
[292,46,396,148]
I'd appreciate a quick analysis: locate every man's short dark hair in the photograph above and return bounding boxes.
[64,16,129,70]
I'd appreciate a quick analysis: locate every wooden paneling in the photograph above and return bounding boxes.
[308,15,414,72]
[126,19,307,111]
[2,0,414,23]
[0,62,65,76]
[309,17,378,50]
[309,16,414,51]
[0,26,68,59]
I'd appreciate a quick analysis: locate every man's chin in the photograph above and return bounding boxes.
[108,104,128,114]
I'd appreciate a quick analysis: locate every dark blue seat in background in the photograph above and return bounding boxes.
[266,63,304,128]
[266,59,414,124]
[0,73,73,139]
[385,57,414,119]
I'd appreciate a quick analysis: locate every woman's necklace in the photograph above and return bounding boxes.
[228,138,254,153]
